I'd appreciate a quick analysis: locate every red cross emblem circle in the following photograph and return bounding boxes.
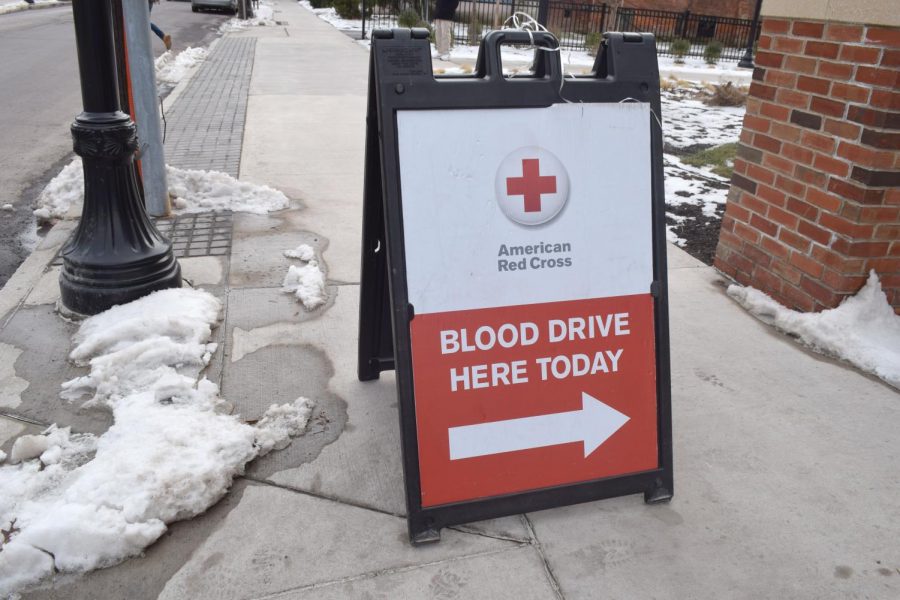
[495,147,569,226]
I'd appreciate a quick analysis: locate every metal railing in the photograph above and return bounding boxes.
[363,1,754,61]
[613,8,753,61]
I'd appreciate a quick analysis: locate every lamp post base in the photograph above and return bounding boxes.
[59,111,181,316]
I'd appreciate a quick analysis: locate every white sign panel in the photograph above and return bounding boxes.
[397,102,654,315]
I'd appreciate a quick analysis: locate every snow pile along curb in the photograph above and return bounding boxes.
[33,158,290,223]
[168,166,289,214]
[728,271,900,389]
[32,159,83,224]
[0,289,315,596]
[155,47,208,85]
[220,0,276,32]
[0,0,64,16]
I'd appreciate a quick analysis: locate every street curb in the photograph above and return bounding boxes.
[0,0,70,17]
[0,221,76,327]
[0,34,232,325]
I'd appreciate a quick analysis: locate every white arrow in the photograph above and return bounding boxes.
[448,392,630,461]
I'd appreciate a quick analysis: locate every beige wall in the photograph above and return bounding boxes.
[762,0,900,27]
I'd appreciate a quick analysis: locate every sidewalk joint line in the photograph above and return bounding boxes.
[247,543,530,600]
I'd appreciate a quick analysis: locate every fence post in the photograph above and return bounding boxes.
[600,3,607,33]
[537,0,549,28]
[679,10,689,38]
[614,7,628,31]
[738,0,763,68]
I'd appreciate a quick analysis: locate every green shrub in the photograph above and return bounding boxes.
[682,142,738,178]
[584,32,602,56]
[309,0,332,8]
[333,0,360,19]
[398,7,421,28]
[467,18,483,45]
[704,40,723,65]
[670,38,690,64]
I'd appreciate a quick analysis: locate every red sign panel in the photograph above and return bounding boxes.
[411,294,658,507]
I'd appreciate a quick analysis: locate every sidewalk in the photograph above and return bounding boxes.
[1,0,897,598]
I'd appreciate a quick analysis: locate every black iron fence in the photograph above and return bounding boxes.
[363,1,754,60]
[613,8,752,60]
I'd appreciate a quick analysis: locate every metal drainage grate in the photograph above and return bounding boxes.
[156,212,233,258]
[52,211,233,266]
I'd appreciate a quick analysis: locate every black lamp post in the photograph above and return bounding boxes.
[60,0,181,316]
[738,0,764,69]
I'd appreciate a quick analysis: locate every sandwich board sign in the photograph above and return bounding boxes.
[358,28,673,544]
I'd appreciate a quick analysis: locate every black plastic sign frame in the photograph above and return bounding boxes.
[358,28,673,544]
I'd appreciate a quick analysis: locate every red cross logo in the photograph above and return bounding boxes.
[506,159,557,213]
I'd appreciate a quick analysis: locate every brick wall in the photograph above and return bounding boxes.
[714,18,900,313]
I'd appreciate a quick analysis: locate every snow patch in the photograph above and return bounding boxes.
[299,1,362,32]
[60,288,223,405]
[283,245,326,310]
[282,262,327,310]
[33,159,82,224]
[728,271,900,388]
[33,159,289,222]
[8,435,49,465]
[0,0,62,16]
[661,84,746,149]
[155,47,208,85]
[284,244,315,262]
[0,289,315,595]
[254,397,315,454]
[168,166,290,214]
[220,0,276,32]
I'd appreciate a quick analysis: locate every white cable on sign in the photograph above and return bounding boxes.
[498,12,575,103]
[498,13,664,130]
[620,97,664,131]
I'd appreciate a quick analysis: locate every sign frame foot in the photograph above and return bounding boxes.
[643,480,673,504]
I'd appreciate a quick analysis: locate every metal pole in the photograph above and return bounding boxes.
[361,0,366,40]
[60,0,181,316]
[738,0,763,68]
[122,0,170,216]
[537,0,549,27]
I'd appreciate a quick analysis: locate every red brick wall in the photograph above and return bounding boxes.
[714,18,900,313]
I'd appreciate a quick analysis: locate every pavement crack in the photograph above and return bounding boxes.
[242,475,405,519]
[523,514,566,600]
[446,521,532,545]
[0,410,52,428]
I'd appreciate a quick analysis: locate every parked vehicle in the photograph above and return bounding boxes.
[191,0,238,14]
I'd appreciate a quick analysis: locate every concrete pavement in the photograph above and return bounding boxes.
[1,1,898,598]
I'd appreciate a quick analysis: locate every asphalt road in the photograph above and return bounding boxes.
[0,1,230,288]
